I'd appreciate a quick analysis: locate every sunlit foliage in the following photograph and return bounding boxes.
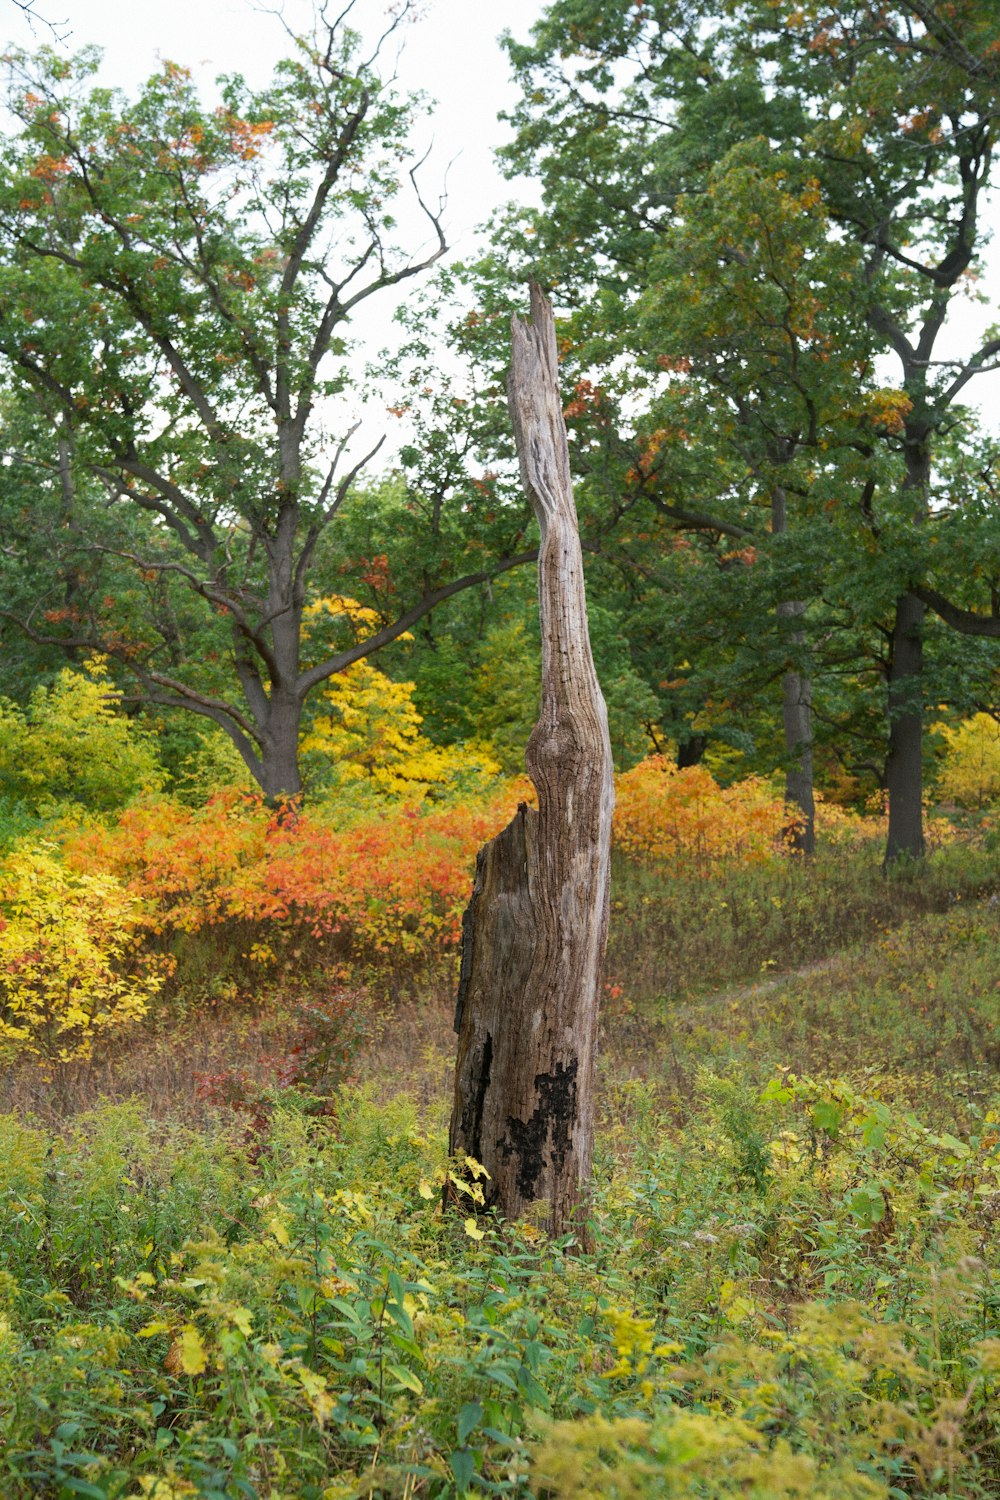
[0,842,160,1062]
[935,714,1000,809]
[0,657,163,814]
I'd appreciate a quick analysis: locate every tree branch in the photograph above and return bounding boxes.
[941,336,1000,406]
[95,462,220,561]
[10,0,69,41]
[914,584,1000,637]
[143,669,264,742]
[293,428,385,600]
[646,492,756,540]
[296,548,538,695]
[135,683,264,781]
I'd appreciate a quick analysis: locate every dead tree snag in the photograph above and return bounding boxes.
[448,284,615,1238]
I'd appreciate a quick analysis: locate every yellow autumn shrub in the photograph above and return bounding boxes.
[302,594,501,800]
[935,713,1000,809]
[0,842,161,1063]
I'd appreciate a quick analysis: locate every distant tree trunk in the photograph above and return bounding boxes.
[884,589,926,865]
[884,435,930,868]
[676,733,708,769]
[772,488,815,853]
[777,600,815,854]
[449,284,614,1238]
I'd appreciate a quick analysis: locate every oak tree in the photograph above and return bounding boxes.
[494,0,1000,860]
[0,11,531,801]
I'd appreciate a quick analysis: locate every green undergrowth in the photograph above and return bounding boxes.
[1,832,998,1496]
[2,1077,1000,1499]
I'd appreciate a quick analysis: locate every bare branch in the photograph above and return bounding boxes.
[10,0,70,41]
[335,154,449,320]
[294,429,386,599]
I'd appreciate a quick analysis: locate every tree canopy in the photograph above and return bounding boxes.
[466,0,1000,862]
[0,0,997,860]
[0,9,532,800]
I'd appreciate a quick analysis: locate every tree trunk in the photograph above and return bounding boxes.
[258,691,304,805]
[676,733,708,769]
[777,600,816,854]
[884,589,926,865]
[883,431,931,868]
[772,489,815,854]
[449,284,614,1238]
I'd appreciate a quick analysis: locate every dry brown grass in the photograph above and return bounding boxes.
[0,1005,283,1125]
[0,967,461,1127]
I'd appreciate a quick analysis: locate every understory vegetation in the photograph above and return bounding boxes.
[0,743,998,1497]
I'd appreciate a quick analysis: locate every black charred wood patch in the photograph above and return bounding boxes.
[501,1058,579,1200]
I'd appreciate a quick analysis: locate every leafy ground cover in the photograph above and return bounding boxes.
[1,1056,999,1499]
[0,766,998,1497]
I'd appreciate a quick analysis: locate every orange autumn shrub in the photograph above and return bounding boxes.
[66,786,528,965]
[59,761,894,988]
[222,801,501,955]
[613,758,792,868]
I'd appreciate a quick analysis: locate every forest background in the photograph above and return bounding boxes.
[0,1,999,1497]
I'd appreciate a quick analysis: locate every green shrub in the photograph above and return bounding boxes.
[0,657,164,815]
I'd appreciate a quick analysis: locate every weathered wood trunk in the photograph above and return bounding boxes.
[449,284,615,1238]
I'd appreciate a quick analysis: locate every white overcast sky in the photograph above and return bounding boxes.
[6,0,544,252]
[5,0,547,458]
[5,0,999,443]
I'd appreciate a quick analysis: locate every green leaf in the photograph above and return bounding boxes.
[812,1099,843,1135]
[515,1367,550,1410]
[449,1448,475,1492]
[457,1400,483,1445]
[846,1184,886,1228]
[386,1298,414,1340]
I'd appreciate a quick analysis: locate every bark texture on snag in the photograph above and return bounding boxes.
[449,284,614,1238]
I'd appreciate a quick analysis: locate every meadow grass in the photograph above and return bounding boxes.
[1,831,998,1496]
